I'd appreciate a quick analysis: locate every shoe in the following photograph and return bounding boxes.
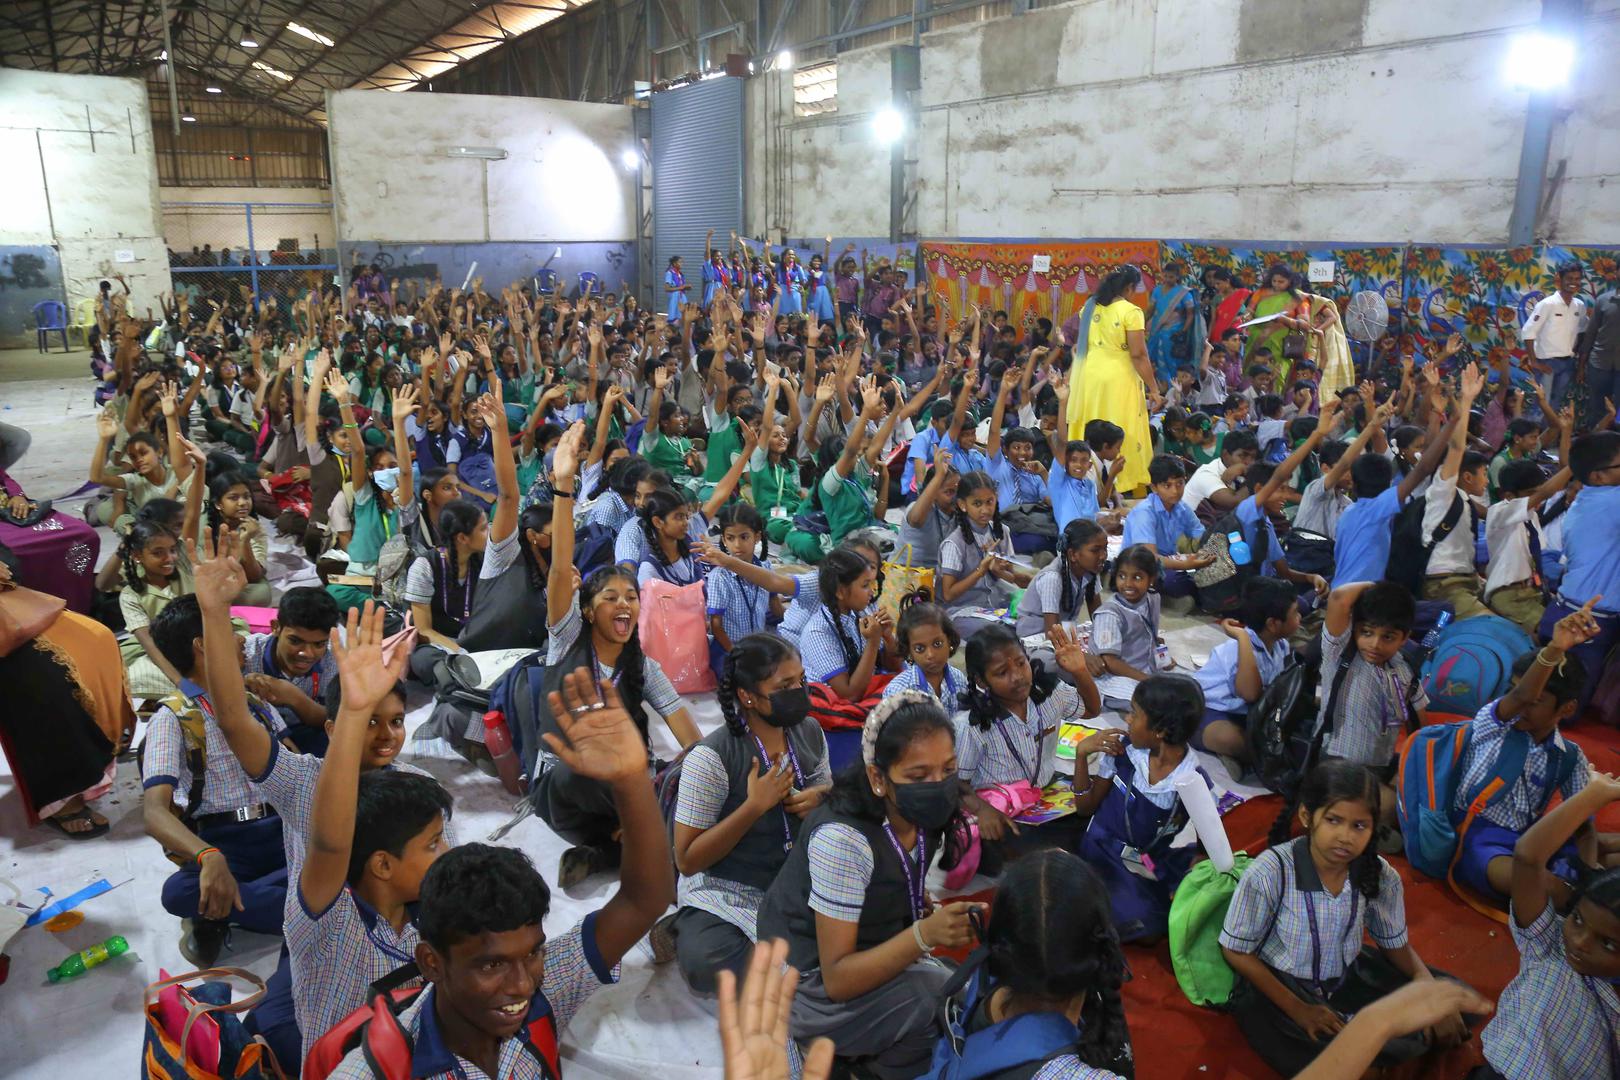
[648,911,679,964]
[557,844,617,888]
[180,917,229,967]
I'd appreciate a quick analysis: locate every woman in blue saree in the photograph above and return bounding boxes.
[1145,261,1203,385]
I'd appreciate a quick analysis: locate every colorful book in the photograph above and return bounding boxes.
[1016,777,1078,825]
[1054,722,1102,761]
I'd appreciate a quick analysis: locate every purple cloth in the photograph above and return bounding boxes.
[835,272,860,305]
[0,473,100,614]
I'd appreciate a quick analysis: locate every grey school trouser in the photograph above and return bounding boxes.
[789,958,953,1079]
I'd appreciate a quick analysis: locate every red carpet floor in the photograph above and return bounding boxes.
[952,719,1620,1079]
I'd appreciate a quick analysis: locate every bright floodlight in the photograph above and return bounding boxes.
[778,50,793,68]
[620,147,640,170]
[1504,32,1574,91]
[872,107,904,143]
[205,86,222,94]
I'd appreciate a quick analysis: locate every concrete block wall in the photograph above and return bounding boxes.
[746,0,1620,245]
[0,70,169,317]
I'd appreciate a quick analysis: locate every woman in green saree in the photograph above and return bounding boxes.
[1242,263,1305,381]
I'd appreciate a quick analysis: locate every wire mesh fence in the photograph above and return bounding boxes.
[163,201,339,313]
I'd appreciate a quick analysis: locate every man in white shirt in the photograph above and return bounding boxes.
[1520,262,1589,409]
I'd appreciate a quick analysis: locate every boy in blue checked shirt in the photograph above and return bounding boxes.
[1452,601,1606,905]
[322,671,676,1080]
[1192,578,1299,765]
[241,586,341,757]
[1120,454,1216,597]
[139,595,291,968]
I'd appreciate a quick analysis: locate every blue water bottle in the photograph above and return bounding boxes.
[1421,610,1453,650]
[1227,531,1251,566]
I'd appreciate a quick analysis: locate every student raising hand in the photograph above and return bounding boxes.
[718,940,835,1080]
[543,667,649,785]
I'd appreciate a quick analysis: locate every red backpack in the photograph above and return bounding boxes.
[303,964,561,1080]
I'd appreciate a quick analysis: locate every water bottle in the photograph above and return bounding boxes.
[1421,610,1453,650]
[1227,531,1251,566]
[47,935,128,983]
[482,710,524,797]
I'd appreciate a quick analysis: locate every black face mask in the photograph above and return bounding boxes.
[892,777,961,832]
[763,686,811,729]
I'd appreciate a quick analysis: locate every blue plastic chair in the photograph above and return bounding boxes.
[577,271,601,297]
[33,300,69,352]
[533,268,559,294]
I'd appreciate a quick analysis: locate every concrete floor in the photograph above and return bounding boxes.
[0,344,1234,1079]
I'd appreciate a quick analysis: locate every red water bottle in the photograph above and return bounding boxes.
[482,710,524,796]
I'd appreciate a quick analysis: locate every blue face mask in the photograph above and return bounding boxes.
[372,467,401,492]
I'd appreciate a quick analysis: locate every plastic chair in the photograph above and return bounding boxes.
[577,271,601,297]
[32,300,69,353]
[68,296,98,346]
[534,268,559,294]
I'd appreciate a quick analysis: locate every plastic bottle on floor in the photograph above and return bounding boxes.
[483,710,524,796]
[47,935,128,982]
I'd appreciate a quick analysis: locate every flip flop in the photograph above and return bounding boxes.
[43,808,109,841]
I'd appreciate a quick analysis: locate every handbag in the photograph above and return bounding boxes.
[1282,330,1308,362]
[0,583,65,658]
[637,577,716,694]
[943,780,1045,890]
[142,966,286,1079]
[0,498,53,527]
[878,543,934,622]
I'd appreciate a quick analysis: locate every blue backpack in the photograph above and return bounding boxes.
[1397,718,1576,883]
[487,650,547,784]
[1418,615,1534,717]
[573,521,618,579]
[923,958,1081,1080]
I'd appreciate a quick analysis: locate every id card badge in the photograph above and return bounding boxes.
[771,505,790,520]
[1120,844,1159,881]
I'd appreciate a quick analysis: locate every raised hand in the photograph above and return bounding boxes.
[1045,623,1088,677]
[331,601,411,717]
[1551,596,1602,651]
[392,383,421,419]
[1459,361,1486,402]
[95,407,118,441]
[552,420,587,482]
[323,368,350,404]
[542,668,648,784]
[717,941,835,1080]
[187,526,248,611]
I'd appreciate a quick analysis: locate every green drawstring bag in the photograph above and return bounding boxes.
[1168,852,1255,1006]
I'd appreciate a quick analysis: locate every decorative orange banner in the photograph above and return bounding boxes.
[920,241,1162,333]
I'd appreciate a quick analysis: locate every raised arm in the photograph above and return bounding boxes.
[984,358,1021,461]
[1255,399,1338,506]
[907,447,953,527]
[1436,361,1485,483]
[1321,395,1391,491]
[545,422,588,626]
[193,529,275,777]
[701,421,761,519]
[326,370,366,491]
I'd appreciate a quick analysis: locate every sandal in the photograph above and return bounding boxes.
[44,808,109,840]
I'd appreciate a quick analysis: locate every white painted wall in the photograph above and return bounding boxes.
[327,89,637,244]
[747,0,1620,244]
[0,69,167,308]
[161,187,336,258]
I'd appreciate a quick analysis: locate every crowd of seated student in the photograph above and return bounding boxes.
[35,249,1620,1079]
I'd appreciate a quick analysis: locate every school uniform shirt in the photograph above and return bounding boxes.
[939,522,1018,613]
[637,551,702,587]
[986,452,1047,511]
[818,468,878,543]
[1183,458,1230,512]
[1029,1058,1126,1080]
[118,569,197,636]
[1481,899,1620,1080]
[1233,496,1281,576]
[897,504,953,571]
[348,485,420,576]
[706,562,772,643]
[1331,486,1403,588]
[903,424,951,493]
[777,572,826,643]
[581,488,634,534]
[1047,470,1099,532]
[1014,560,1095,638]
[1293,477,1350,540]
[1091,592,1161,677]
[1554,483,1620,614]
[1093,742,1205,821]
[1484,496,1541,595]
[942,435,989,478]
[141,680,289,817]
[805,819,913,925]
[243,632,337,707]
[675,736,834,941]
[545,597,684,720]
[1317,624,1426,767]
[1121,494,1202,556]
[288,885,422,1059]
[1193,629,1292,715]
[799,604,883,684]
[1420,472,1483,578]
[882,662,969,714]
[1455,698,1588,830]
[1219,837,1408,986]
[954,684,1082,790]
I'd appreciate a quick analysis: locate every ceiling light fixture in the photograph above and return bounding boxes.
[239,28,259,48]
[181,114,197,122]
[157,50,168,61]
[620,147,640,170]
[252,60,293,82]
[287,21,336,47]
[778,50,793,67]
[205,86,223,93]
[872,107,904,143]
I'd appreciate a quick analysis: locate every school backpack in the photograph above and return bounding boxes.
[1243,658,1321,800]
[483,649,547,786]
[1396,718,1577,890]
[1168,852,1258,1006]
[1418,615,1534,718]
[1190,509,1272,616]
[573,520,617,580]
[1384,491,1477,594]
[302,962,560,1080]
[923,953,1082,1080]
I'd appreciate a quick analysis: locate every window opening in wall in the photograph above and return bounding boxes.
[794,61,838,117]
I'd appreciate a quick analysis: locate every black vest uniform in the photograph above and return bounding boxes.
[458,553,547,652]
[757,805,924,973]
[423,550,477,639]
[692,724,828,891]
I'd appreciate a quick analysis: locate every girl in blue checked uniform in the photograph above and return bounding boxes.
[756,693,985,1080]
[799,548,902,706]
[1013,519,1106,638]
[957,624,1099,872]
[635,487,703,588]
[705,504,776,678]
[1220,762,1476,1077]
[938,471,1033,640]
[1089,544,1164,712]
[1073,674,1212,943]
[667,635,831,994]
[1473,761,1620,1080]
[882,603,968,712]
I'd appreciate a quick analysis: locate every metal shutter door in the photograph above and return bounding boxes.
[651,76,744,301]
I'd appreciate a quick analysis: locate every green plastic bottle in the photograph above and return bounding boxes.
[46,935,128,983]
